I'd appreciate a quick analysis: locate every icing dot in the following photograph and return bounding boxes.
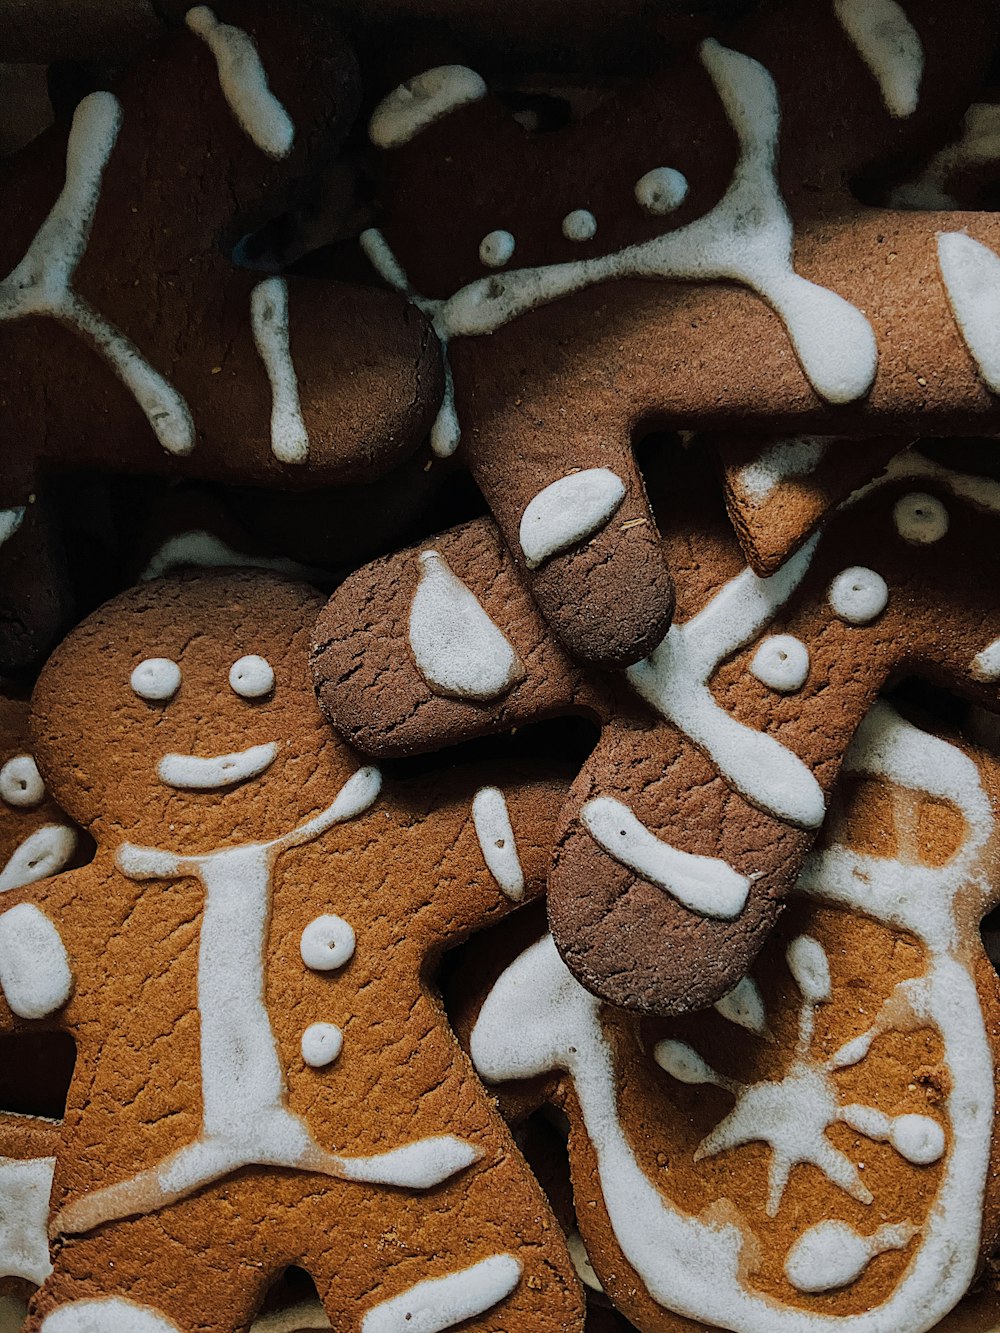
[301,1022,344,1068]
[890,1113,945,1164]
[300,914,356,971]
[562,209,597,242]
[479,230,515,267]
[229,654,274,699]
[634,167,688,215]
[0,754,45,808]
[749,635,810,693]
[130,658,181,702]
[828,567,888,625]
[893,491,948,544]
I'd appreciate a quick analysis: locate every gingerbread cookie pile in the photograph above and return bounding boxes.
[3,2,1000,1331]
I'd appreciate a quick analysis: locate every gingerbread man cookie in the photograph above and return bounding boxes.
[470,703,1000,1332]
[2,572,583,1333]
[313,442,1000,1013]
[0,1,442,672]
[353,0,1000,668]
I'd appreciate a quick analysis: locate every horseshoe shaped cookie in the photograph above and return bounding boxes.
[312,442,1000,1013]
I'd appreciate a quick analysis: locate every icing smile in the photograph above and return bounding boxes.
[157,742,278,791]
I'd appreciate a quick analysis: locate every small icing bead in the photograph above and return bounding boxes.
[634,167,688,214]
[478,230,515,267]
[130,658,181,702]
[301,1022,344,1068]
[229,654,275,698]
[300,914,356,971]
[561,209,597,242]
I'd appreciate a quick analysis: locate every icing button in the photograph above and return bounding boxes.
[301,1022,344,1068]
[300,914,356,971]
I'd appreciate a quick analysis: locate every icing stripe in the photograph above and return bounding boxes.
[0,1156,54,1285]
[472,787,525,900]
[361,1254,522,1333]
[369,66,487,150]
[0,825,77,893]
[250,277,310,464]
[938,233,1000,394]
[582,796,751,919]
[40,1300,181,1332]
[834,0,923,117]
[186,7,294,158]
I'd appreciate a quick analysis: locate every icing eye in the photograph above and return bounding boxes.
[893,492,948,544]
[827,567,888,625]
[750,635,810,693]
[0,754,45,808]
[479,229,515,267]
[229,655,275,699]
[635,167,688,215]
[130,658,181,702]
[562,209,597,242]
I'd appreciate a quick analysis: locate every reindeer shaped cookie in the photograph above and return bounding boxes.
[0,1,442,671]
[313,443,1000,1013]
[357,0,1000,668]
[469,703,1000,1333]
[0,573,583,1333]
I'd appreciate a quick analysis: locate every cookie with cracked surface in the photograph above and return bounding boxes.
[468,704,1000,1332]
[312,442,1000,1014]
[4,572,583,1333]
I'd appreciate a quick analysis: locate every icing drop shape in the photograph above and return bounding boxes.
[369,66,487,149]
[972,637,1000,682]
[157,741,277,790]
[408,550,524,702]
[582,796,751,918]
[938,233,1000,394]
[0,507,25,547]
[300,914,356,971]
[0,753,45,808]
[251,277,310,464]
[471,787,524,900]
[786,934,831,1004]
[714,976,768,1036]
[185,7,294,158]
[749,634,809,693]
[828,566,888,624]
[518,469,627,570]
[0,824,77,894]
[301,1022,343,1068]
[130,657,181,702]
[635,167,689,215]
[361,1254,522,1333]
[893,492,948,544]
[0,93,195,456]
[0,1155,54,1285]
[562,210,597,242]
[229,654,274,699]
[479,230,515,267]
[40,1299,183,1332]
[738,437,830,500]
[834,0,923,118]
[653,1039,723,1087]
[0,902,73,1018]
[784,1221,914,1294]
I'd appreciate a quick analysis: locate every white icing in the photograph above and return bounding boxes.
[972,637,1000,682]
[40,1300,182,1332]
[301,1022,343,1068]
[369,66,487,150]
[229,654,274,699]
[0,1155,54,1284]
[471,705,994,1331]
[360,1254,522,1333]
[838,1105,944,1164]
[785,1221,914,1294]
[653,1039,721,1087]
[59,766,480,1234]
[0,753,44,808]
[567,1230,604,1292]
[0,824,77,893]
[363,42,876,455]
[749,634,809,693]
[893,492,948,544]
[843,444,1000,520]
[300,914,356,971]
[785,934,830,1004]
[471,787,524,900]
[714,976,768,1036]
[938,233,1000,394]
[889,103,1000,210]
[0,508,25,548]
[518,469,626,570]
[0,94,194,456]
[157,741,278,790]
[141,530,326,583]
[185,7,294,158]
[562,209,597,242]
[634,167,688,215]
[827,566,888,625]
[0,902,73,1018]
[251,277,309,464]
[581,796,751,919]
[627,536,825,829]
[834,0,923,118]
[479,230,515,268]
[737,437,831,501]
[130,657,181,702]
[408,550,524,701]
